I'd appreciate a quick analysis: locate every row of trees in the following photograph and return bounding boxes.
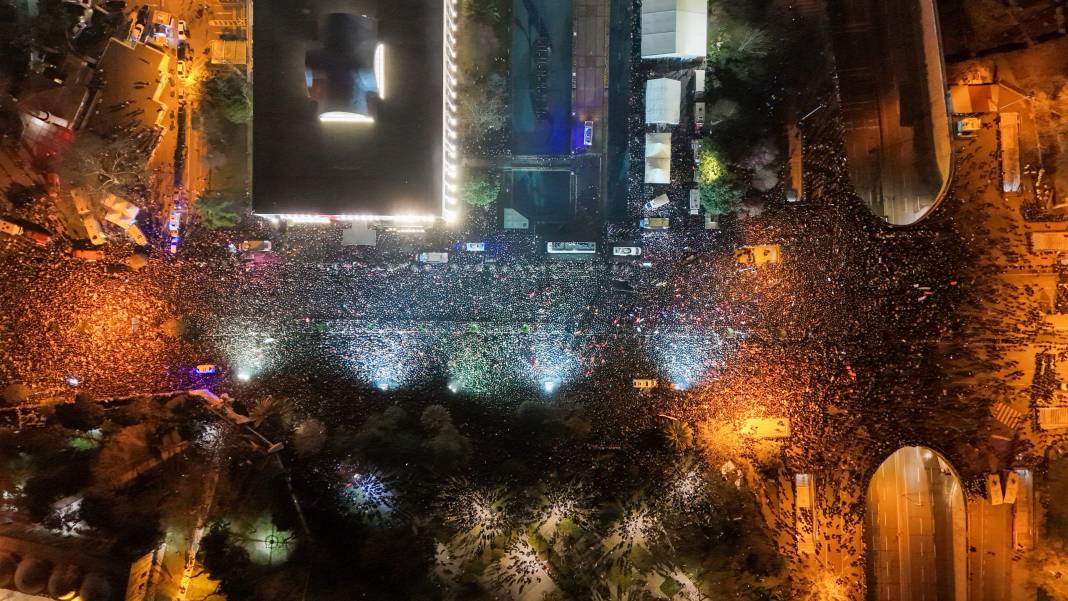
[695,0,798,216]
[196,390,786,601]
[194,70,252,228]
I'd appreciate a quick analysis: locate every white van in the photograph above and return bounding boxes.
[644,194,670,211]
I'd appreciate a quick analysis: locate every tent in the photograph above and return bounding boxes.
[641,0,708,59]
[645,78,682,125]
[645,133,672,184]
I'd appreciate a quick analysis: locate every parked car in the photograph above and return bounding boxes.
[176,59,186,77]
[238,240,272,252]
[194,364,218,375]
[0,217,24,237]
[177,19,187,41]
[464,242,486,252]
[70,248,105,261]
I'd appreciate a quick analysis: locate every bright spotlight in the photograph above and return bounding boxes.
[543,380,557,393]
[237,371,251,382]
[377,381,390,391]
[448,382,458,393]
[66,376,80,386]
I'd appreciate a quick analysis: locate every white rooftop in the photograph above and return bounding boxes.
[645,132,672,184]
[645,78,682,125]
[641,0,708,59]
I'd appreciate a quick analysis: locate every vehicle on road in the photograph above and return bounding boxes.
[464,242,486,252]
[126,224,148,247]
[735,245,782,266]
[0,218,24,237]
[1003,471,1020,505]
[986,473,1004,505]
[416,252,449,264]
[177,19,187,41]
[194,364,218,375]
[82,215,107,246]
[639,217,670,230]
[583,121,594,146]
[632,379,658,389]
[612,246,642,257]
[689,189,700,215]
[954,116,982,138]
[547,242,597,254]
[70,248,104,261]
[238,240,272,252]
[176,59,186,77]
[644,194,670,211]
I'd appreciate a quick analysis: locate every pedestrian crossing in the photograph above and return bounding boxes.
[209,18,246,28]
[991,402,1024,430]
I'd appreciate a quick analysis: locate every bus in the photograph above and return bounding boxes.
[547,242,597,254]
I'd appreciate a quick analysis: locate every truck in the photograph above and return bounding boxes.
[735,245,782,266]
[640,217,670,230]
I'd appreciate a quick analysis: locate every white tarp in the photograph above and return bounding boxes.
[641,0,708,58]
[645,132,671,184]
[645,78,682,125]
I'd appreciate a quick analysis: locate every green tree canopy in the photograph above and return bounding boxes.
[200,72,252,124]
[699,175,746,216]
[195,193,244,229]
[461,171,501,207]
[696,139,729,185]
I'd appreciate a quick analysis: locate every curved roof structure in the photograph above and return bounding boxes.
[827,0,952,225]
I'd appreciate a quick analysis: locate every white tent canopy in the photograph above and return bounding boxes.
[645,132,672,184]
[641,0,708,59]
[645,78,682,125]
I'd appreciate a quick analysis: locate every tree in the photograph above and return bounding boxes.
[700,175,746,215]
[696,140,729,185]
[706,8,773,85]
[195,193,244,229]
[461,171,501,207]
[199,72,252,125]
[662,421,694,453]
[456,73,509,141]
[55,133,148,194]
[293,419,326,457]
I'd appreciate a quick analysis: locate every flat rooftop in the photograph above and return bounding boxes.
[252,0,446,218]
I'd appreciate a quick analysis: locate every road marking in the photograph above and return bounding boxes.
[209,18,246,27]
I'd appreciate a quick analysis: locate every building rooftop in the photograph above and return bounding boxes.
[85,38,169,139]
[252,0,453,221]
